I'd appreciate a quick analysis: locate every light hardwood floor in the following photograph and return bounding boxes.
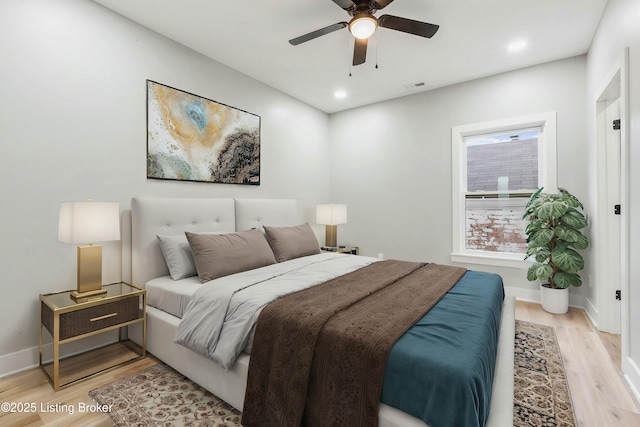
[515,300,640,427]
[1,300,639,426]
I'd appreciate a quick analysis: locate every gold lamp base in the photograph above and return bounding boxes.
[71,244,106,302]
[325,225,338,248]
[70,288,108,303]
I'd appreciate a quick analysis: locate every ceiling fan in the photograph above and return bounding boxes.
[289,0,439,66]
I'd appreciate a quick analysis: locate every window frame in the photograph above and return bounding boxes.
[451,112,558,268]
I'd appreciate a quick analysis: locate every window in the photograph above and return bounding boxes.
[451,112,557,267]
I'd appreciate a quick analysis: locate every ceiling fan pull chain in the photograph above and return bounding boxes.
[348,33,353,76]
[375,32,379,69]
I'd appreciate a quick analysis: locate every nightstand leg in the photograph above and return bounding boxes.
[142,296,147,356]
[53,312,60,391]
[39,317,43,367]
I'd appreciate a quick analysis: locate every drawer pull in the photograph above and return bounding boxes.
[90,313,118,322]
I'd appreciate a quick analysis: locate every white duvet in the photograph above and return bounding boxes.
[174,253,379,370]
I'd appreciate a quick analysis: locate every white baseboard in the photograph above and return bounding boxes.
[505,286,540,303]
[623,356,640,405]
[582,297,599,329]
[0,347,39,378]
[505,285,585,311]
[0,331,119,379]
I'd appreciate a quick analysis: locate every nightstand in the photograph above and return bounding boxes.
[321,246,359,255]
[39,282,146,390]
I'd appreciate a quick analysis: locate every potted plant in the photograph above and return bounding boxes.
[522,188,589,314]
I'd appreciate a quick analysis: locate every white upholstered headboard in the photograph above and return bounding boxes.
[124,197,299,286]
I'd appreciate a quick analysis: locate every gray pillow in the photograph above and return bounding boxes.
[157,234,197,280]
[186,229,276,283]
[263,223,321,262]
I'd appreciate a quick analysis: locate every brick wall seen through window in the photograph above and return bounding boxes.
[464,130,539,254]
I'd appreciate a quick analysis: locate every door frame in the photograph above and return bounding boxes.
[594,48,629,347]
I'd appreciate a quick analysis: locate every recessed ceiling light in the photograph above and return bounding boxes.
[508,40,527,52]
[334,90,347,99]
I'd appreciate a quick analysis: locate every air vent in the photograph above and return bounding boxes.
[403,82,426,90]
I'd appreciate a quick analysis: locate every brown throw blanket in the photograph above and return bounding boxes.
[242,260,467,427]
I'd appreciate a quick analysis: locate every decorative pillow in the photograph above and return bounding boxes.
[263,223,321,263]
[157,234,197,280]
[186,229,277,283]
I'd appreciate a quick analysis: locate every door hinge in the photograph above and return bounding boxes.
[614,204,621,215]
[616,290,621,301]
[613,119,621,130]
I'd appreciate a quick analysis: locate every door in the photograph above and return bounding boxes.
[604,99,621,334]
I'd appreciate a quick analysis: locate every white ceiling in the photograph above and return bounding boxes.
[92,0,608,114]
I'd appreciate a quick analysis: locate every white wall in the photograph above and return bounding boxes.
[328,56,588,301]
[585,0,640,399]
[0,0,330,372]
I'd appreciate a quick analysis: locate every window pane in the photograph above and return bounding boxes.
[465,197,528,254]
[465,130,539,192]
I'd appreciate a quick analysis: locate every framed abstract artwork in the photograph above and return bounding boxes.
[146,80,260,185]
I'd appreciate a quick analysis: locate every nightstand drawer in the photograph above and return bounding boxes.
[42,296,140,340]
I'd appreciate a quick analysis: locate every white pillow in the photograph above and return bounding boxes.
[156,234,197,280]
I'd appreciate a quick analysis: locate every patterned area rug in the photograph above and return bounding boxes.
[88,364,240,426]
[89,320,575,426]
[513,320,576,426]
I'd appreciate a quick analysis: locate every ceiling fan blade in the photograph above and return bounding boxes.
[332,0,356,10]
[289,22,348,46]
[378,14,439,38]
[373,0,394,9]
[352,37,367,66]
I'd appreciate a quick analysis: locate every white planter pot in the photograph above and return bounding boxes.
[540,284,569,314]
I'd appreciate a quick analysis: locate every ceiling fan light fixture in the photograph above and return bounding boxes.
[349,14,377,39]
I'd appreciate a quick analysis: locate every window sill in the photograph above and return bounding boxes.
[450,252,532,269]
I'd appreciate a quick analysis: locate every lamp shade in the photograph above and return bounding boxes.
[316,204,347,225]
[58,201,120,244]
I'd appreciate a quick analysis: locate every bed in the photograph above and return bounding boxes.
[123,197,515,427]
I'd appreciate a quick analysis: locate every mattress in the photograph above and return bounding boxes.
[146,275,201,318]
[146,253,372,320]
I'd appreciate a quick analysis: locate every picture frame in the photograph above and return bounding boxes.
[146,80,260,185]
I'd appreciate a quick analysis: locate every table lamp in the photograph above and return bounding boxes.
[316,204,347,248]
[58,201,120,301]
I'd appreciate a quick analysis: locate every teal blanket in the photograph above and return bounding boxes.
[381,270,504,427]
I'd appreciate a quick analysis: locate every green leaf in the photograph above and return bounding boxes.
[525,220,542,235]
[531,228,554,245]
[531,263,553,281]
[551,248,584,274]
[525,245,551,263]
[554,240,569,252]
[570,234,589,250]
[537,200,568,220]
[553,271,583,288]
[554,224,583,243]
[559,188,584,210]
[561,209,588,229]
[527,264,540,281]
[535,249,551,263]
[523,187,544,219]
